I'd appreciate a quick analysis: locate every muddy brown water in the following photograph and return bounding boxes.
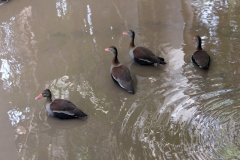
[0,0,240,159]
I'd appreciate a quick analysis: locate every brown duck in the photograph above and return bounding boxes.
[192,35,210,69]
[105,46,134,94]
[35,89,87,119]
[123,30,166,66]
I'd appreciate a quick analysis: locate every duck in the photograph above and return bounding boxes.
[123,30,166,66]
[192,35,210,69]
[105,46,135,94]
[35,89,87,119]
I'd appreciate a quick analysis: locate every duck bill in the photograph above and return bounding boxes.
[105,48,110,51]
[122,31,127,35]
[35,94,43,100]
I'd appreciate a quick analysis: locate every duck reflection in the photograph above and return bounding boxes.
[1,0,10,3]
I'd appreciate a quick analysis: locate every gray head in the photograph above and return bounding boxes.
[105,46,118,56]
[123,29,135,39]
[35,89,52,100]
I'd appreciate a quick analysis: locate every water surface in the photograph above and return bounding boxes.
[0,0,240,159]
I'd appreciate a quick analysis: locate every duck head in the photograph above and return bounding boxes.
[35,89,52,100]
[123,29,135,38]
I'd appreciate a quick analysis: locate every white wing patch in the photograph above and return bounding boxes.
[52,110,75,116]
[138,58,152,63]
[138,58,158,66]
[112,75,127,90]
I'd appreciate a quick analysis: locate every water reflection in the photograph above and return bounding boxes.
[8,107,30,126]
[56,0,67,18]
[87,5,93,35]
[0,0,240,159]
[47,75,74,99]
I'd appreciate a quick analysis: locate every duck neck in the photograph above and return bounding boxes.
[130,34,135,49]
[112,52,120,65]
[45,96,52,104]
[196,36,202,50]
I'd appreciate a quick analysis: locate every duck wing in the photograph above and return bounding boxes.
[133,46,160,63]
[192,50,210,69]
[50,99,87,118]
[111,65,134,93]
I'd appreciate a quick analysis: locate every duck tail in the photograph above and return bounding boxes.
[77,110,88,118]
[128,89,135,94]
[158,57,166,64]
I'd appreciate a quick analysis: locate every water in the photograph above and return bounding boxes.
[0,0,240,159]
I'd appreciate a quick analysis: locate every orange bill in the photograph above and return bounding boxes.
[35,94,43,100]
[122,31,127,35]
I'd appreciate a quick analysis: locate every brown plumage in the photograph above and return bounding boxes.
[105,46,134,94]
[123,30,166,66]
[35,89,87,119]
[192,35,210,69]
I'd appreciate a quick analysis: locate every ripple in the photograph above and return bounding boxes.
[115,66,240,159]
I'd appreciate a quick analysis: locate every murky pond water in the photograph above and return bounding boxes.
[0,0,240,159]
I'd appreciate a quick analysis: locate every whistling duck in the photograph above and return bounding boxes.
[123,30,166,66]
[35,89,87,119]
[105,46,135,94]
[192,35,210,69]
